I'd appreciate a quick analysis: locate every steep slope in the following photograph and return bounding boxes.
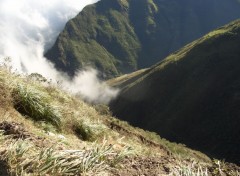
[110,20,240,164]
[45,0,140,78]
[2,63,240,175]
[46,0,240,78]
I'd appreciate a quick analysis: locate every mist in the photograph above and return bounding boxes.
[0,0,119,104]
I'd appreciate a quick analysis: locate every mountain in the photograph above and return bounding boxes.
[45,0,240,78]
[2,61,240,175]
[109,20,240,164]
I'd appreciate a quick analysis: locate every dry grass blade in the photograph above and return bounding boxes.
[169,159,209,176]
[13,84,61,128]
[0,139,132,175]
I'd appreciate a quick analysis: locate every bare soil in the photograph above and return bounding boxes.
[0,121,51,148]
[110,156,175,176]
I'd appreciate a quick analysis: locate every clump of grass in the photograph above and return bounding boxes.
[74,121,95,141]
[0,70,13,108]
[0,79,12,108]
[94,104,112,116]
[74,120,107,142]
[211,160,240,176]
[28,73,47,83]
[0,59,62,129]
[170,159,240,176]
[170,161,209,176]
[13,84,62,128]
[0,139,131,175]
[3,140,33,175]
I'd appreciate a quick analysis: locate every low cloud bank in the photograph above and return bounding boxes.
[64,68,119,104]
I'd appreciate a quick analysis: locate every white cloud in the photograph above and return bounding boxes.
[65,68,119,104]
[0,0,119,104]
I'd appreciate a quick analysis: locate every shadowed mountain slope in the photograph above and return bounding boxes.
[110,20,240,164]
[2,60,240,175]
[46,0,240,78]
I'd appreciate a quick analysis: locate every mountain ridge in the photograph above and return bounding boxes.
[46,0,240,78]
[110,19,240,164]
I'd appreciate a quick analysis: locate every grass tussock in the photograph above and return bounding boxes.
[74,120,107,142]
[170,160,209,176]
[13,84,62,128]
[0,138,131,176]
[169,159,240,176]
[0,81,12,108]
[0,72,13,108]
[0,60,109,140]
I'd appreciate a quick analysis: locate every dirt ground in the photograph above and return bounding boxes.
[0,121,239,176]
[109,155,175,176]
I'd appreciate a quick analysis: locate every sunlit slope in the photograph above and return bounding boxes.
[110,20,240,164]
[46,0,240,78]
[3,63,239,175]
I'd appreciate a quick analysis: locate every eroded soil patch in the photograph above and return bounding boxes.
[0,121,50,148]
[0,121,31,139]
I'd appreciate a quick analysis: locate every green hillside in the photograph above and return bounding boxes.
[2,60,240,175]
[110,20,240,164]
[46,0,240,78]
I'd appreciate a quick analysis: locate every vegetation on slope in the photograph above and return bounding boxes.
[46,0,240,78]
[110,20,240,165]
[0,59,239,175]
